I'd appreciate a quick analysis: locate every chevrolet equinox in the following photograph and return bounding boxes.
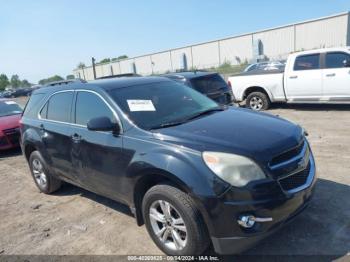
[20,77,316,255]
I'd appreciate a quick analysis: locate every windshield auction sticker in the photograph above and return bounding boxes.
[4,101,17,105]
[127,100,156,112]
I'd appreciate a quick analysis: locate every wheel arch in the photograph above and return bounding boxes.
[243,86,273,101]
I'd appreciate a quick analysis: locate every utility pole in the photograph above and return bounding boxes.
[92,57,97,80]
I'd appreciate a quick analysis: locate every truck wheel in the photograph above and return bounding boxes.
[142,184,210,255]
[246,92,270,111]
[29,151,62,194]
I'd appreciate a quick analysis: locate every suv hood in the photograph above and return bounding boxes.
[152,108,303,163]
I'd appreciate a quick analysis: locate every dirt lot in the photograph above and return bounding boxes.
[0,99,349,259]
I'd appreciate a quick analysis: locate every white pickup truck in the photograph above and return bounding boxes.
[228,47,350,110]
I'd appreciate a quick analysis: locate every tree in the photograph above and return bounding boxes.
[10,74,21,88]
[66,74,75,80]
[0,74,9,91]
[77,62,86,69]
[38,75,64,85]
[111,55,128,62]
[99,58,111,64]
[21,79,31,87]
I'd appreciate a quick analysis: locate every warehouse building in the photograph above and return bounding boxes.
[73,12,350,80]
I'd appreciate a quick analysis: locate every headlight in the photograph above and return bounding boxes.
[202,152,266,187]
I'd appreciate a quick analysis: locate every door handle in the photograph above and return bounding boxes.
[326,73,336,77]
[289,76,298,79]
[71,133,82,143]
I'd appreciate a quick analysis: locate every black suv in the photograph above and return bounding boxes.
[162,71,233,106]
[20,77,316,255]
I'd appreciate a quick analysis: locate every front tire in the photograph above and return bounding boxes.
[29,151,61,194]
[142,184,209,255]
[246,91,270,111]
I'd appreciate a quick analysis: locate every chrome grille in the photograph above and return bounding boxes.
[269,138,313,192]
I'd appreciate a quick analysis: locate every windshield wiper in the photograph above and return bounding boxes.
[186,107,225,121]
[149,107,226,130]
[149,120,188,130]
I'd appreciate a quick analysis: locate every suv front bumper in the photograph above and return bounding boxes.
[209,155,316,255]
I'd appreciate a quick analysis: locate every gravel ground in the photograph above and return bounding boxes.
[0,100,349,260]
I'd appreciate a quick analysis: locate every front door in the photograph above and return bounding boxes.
[70,90,126,201]
[285,53,323,100]
[323,51,350,100]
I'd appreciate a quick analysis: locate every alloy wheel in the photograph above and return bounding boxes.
[32,159,47,188]
[149,200,187,251]
[250,96,264,110]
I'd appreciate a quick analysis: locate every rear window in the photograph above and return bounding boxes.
[325,52,350,69]
[42,92,74,123]
[23,93,45,118]
[294,54,320,71]
[190,74,228,94]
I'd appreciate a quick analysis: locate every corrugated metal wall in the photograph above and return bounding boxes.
[74,12,349,80]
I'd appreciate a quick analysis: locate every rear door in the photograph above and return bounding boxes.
[38,91,75,180]
[285,53,323,100]
[70,90,125,200]
[322,51,350,100]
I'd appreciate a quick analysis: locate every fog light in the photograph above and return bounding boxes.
[237,215,256,228]
[237,215,273,228]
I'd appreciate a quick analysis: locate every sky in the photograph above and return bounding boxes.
[0,0,349,83]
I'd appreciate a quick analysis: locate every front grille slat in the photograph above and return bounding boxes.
[3,127,20,146]
[268,138,312,192]
[279,163,310,191]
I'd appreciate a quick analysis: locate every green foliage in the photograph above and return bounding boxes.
[0,74,9,91]
[111,55,128,62]
[77,62,86,69]
[99,58,111,64]
[38,75,64,85]
[10,74,21,88]
[66,74,75,80]
[208,61,247,75]
[21,79,31,87]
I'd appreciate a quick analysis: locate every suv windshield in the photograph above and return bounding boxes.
[109,81,219,130]
[190,74,228,93]
[0,101,23,117]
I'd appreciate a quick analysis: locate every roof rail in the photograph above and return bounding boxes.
[45,79,86,87]
[96,73,141,80]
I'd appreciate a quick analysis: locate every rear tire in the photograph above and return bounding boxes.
[142,184,210,255]
[246,91,270,111]
[29,151,61,194]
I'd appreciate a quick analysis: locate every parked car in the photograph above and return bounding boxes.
[20,77,316,255]
[162,71,233,106]
[0,99,23,150]
[229,47,350,110]
[10,88,33,98]
[243,61,285,72]
[2,90,14,98]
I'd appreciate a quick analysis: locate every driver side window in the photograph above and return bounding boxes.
[75,91,115,126]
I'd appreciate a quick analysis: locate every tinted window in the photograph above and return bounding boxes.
[294,54,320,71]
[75,92,115,126]
[109,81,218,130]
[23,93,45,118]
[46,92,73,122]
[190,74,228,93]
[325,52,350,69]
[40,102,48,119]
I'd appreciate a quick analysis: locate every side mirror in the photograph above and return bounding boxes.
[343,59,350,67]
[87,116,120,134]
